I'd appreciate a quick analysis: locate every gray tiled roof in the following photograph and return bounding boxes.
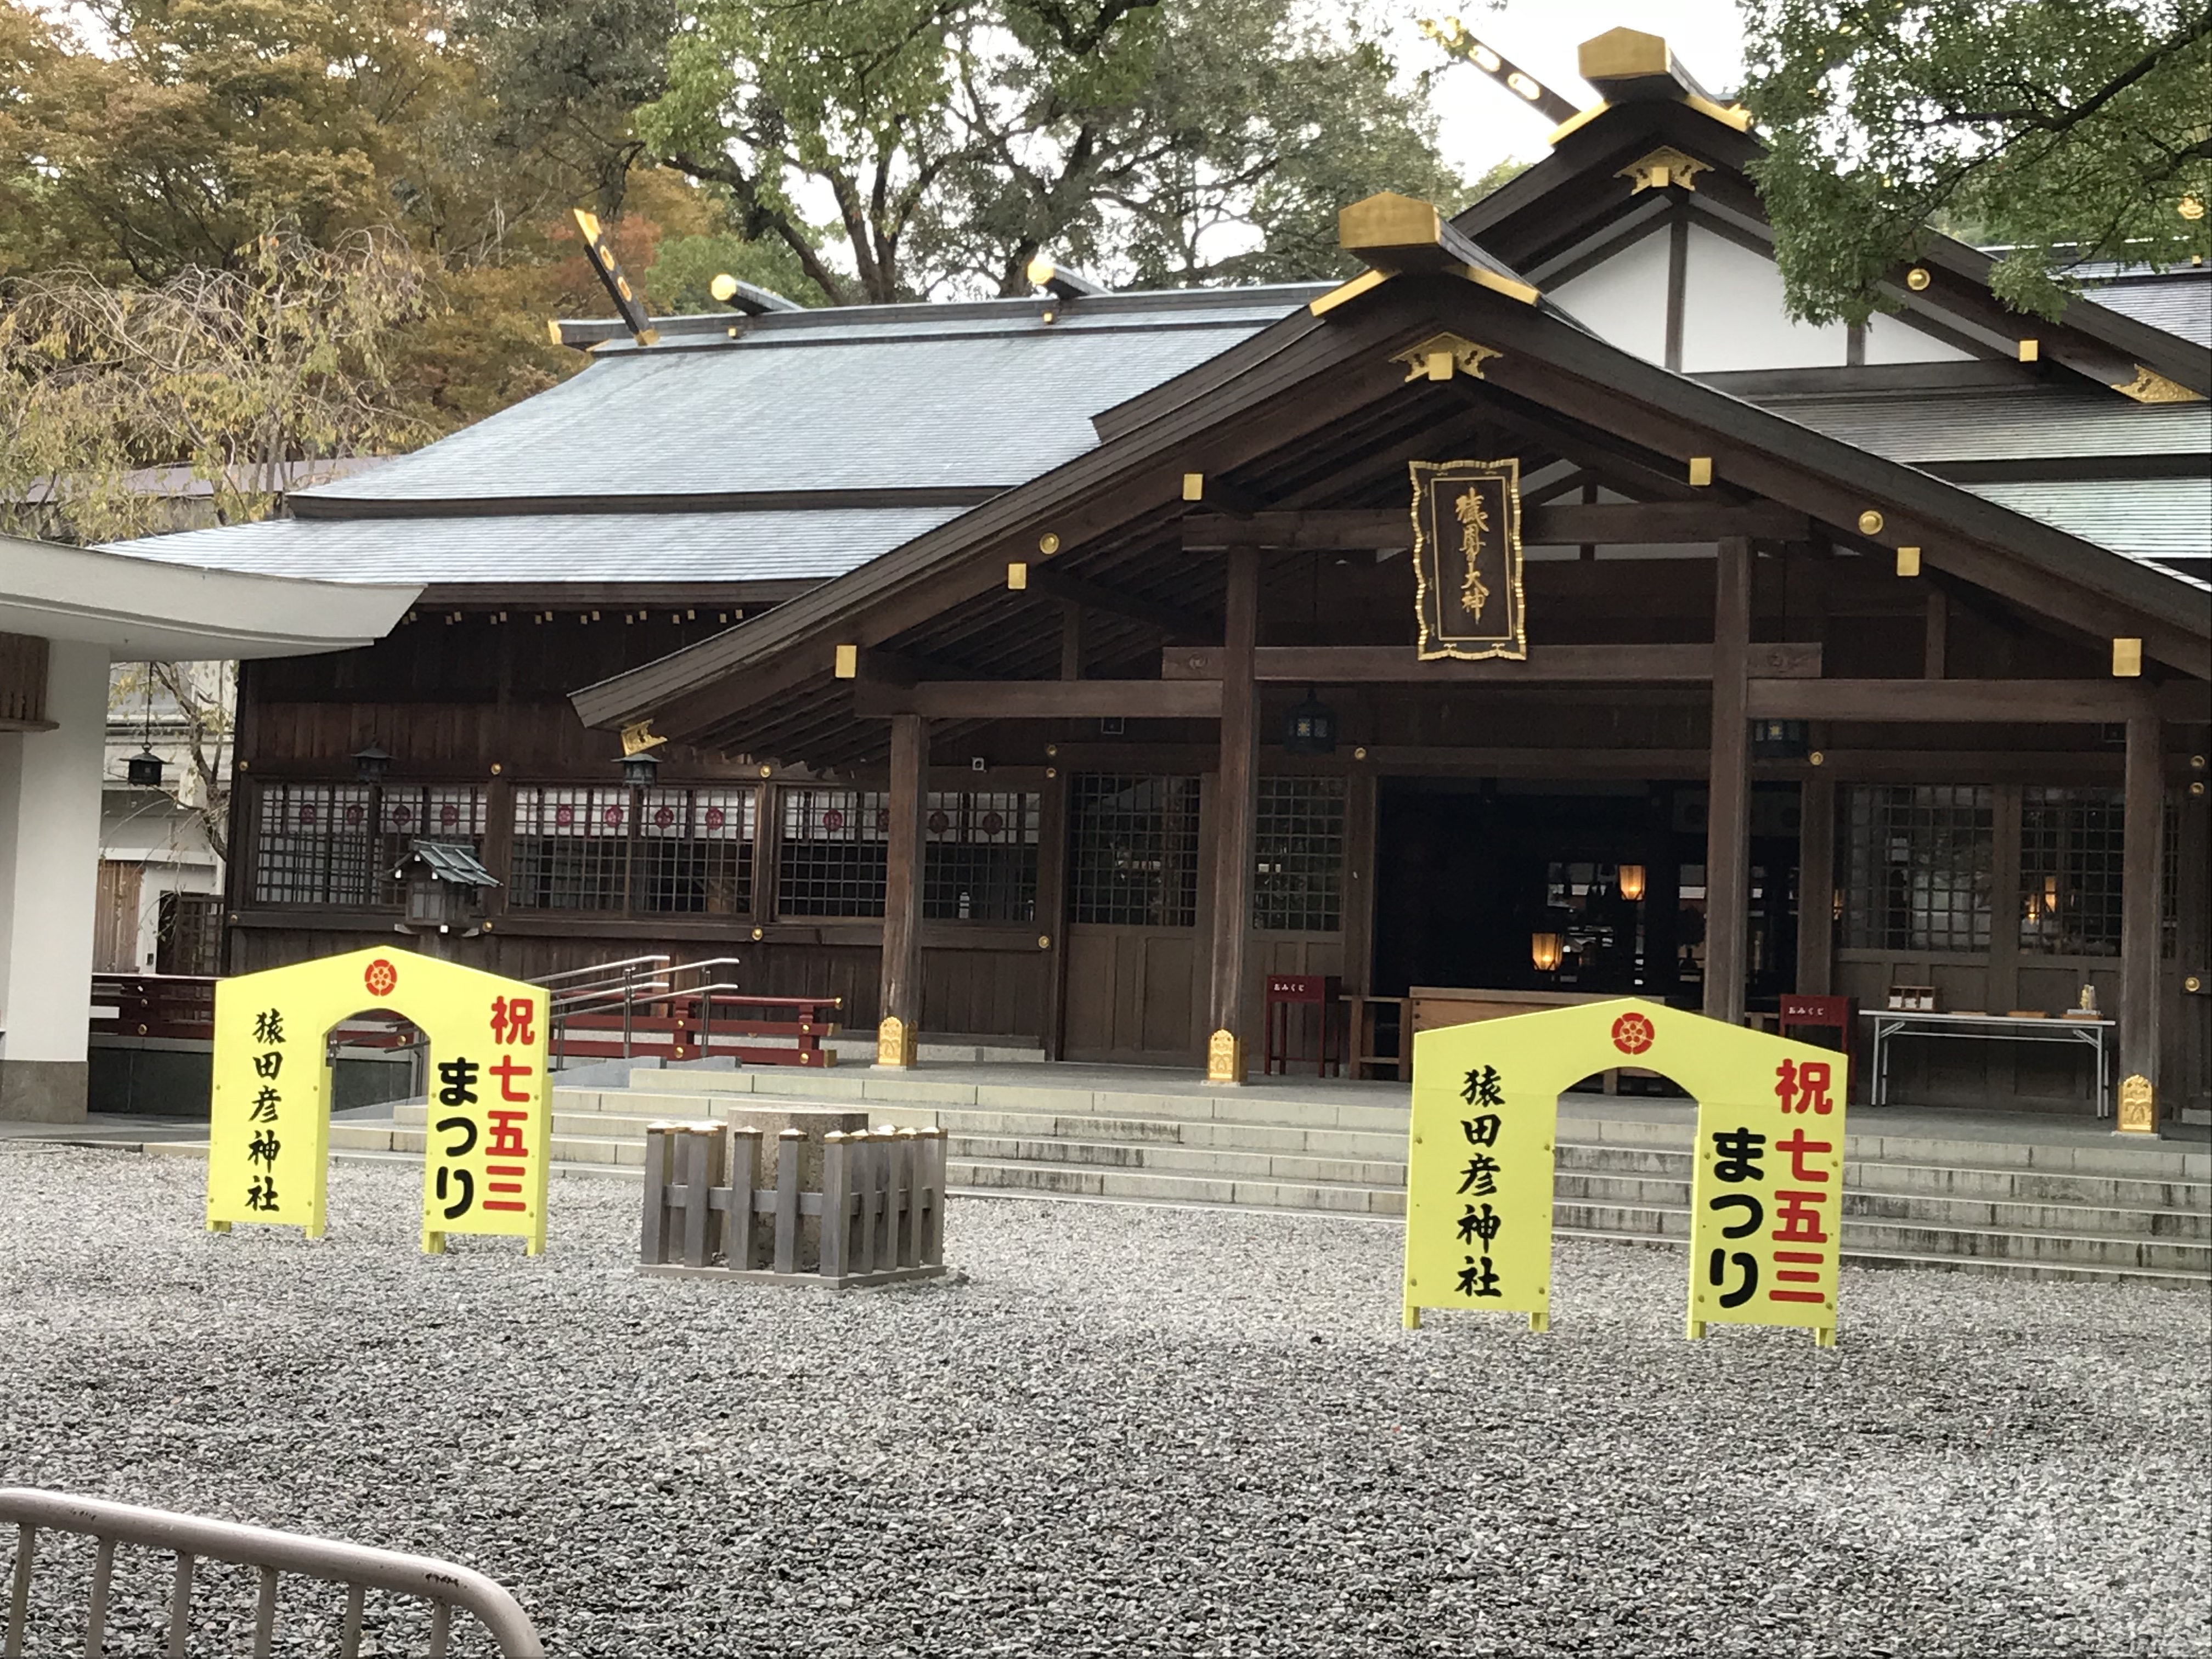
[302,299,1307,504]
[2081,273,2212,348]
[1966,478,2212,569]
[103,506,966,585]
[1765,388,2210,463]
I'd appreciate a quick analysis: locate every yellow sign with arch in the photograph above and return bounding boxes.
[1405,998,1849,1344]
[207,947,552,1254]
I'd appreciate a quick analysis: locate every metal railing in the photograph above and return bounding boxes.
[0,1489,543,1658]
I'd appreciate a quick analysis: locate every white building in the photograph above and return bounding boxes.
[0,533,415,1121]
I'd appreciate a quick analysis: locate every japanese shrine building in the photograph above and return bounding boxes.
[113,30,2212,1127]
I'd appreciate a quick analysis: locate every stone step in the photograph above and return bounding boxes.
[947,1133,1403,1189]
[947,1157,1404,1217]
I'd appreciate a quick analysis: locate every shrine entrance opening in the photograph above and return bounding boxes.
[1370,777,1808,1015]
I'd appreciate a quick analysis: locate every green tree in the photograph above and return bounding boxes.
[1,229,433,545]
[642,0,1465,302]
[1742,0,2212,323]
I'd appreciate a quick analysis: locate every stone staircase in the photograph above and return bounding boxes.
[292,1062,2212,1289]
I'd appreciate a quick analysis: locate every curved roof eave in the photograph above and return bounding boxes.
[11,534,419,659]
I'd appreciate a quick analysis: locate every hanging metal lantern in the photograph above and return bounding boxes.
[126,749,165,788]
[1750,718,1809,760]
[352,743,393,784]
[1283,687,1338,755]
[619,749,663,788]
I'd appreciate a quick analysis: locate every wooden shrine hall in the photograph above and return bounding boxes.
[114,29,2212,1127]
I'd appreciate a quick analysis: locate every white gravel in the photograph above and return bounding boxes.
[1,1144,2207,1658]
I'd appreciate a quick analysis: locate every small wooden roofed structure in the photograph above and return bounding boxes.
[571,194,2210,1113]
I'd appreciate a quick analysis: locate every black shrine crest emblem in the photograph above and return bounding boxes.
[1411,458,1526,661]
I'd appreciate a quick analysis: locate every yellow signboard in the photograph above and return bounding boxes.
[208,947,552,1254]
[1404,1016,1560,1331]
[1687,1047,1848,1346]
[1404,998,1850,1344]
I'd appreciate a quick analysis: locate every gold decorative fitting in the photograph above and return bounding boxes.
[619,719,669,758]
[1037,532,1061,556]
[2181,196,2206,221]
[2192,754,2207,769]
[2192,782,2206,798]
[1808,750,1826,767]
[758,764,772,778]
[1687,456,1713,487]
[2186,974,2205,992]
[544,318,562,346]
[751,926,764,941]
[1389,332,1502,383]
[1205,1029,1243,1084]
[2112,365,2205,404]
[2112,637,2143,678]
[1181,472,1206,501]
[1007,561,1029,591]
[709,273,740,302]
[1857,510,1885,537]
[1353,746,1369,761]
[1045,766,1057,778]
[1617,147,1711,194]
[2115,1074,2155,1134]
[2017,339,2040,363]
[1905,267,1932,291]
[833,644,860,679]
[1896,546,1922,577]
[489,762,503,776]
[876,1015,917,1069]
[1045,743,1058,757]
[1036,935,1051,950]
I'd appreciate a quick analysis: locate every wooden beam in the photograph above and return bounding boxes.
[852,680,1223,720]
[1163,642,1824,682]
[1182,501,1808,550]
[1796,774,1835,996]
[1705,536,1752,1025]
[832,646,975,687]
[1179,471,1266,518]
[1025,567,1214,641]
[2120,713,2165,1124]
[1208,546,1261,1083]
[1746,678,2162,723]
[878,712,928,1067]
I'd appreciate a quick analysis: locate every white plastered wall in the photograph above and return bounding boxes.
[1550,229,1671,364]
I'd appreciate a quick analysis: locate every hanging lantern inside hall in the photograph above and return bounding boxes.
[1616,864,1646,902]
[352,743,393,784]
[1750,718,1809,760]
[1283,686,1338,755]
[618,749,663,788]
[1530,932,1563,973]
[126,749,165,788]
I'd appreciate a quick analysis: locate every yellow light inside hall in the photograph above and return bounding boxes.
[1617,865,1646,901]
[1531,932,1563,973]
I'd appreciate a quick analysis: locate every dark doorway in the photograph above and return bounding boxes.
[1372,778,1802,1011]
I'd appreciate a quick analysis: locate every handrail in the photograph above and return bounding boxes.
[532,954,670,986]
[0,1488,543,1658]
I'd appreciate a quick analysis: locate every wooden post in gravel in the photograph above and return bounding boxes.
[680,1127,725,1269]
[640,1125,674,1265]
[820,1132,852,1279]
[771,1128,804,1274]
[727,1127,761,1271]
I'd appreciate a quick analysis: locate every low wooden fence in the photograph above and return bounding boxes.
[640,1122,946,1289]
[553,992,842,1069]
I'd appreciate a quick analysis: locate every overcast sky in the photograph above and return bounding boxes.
[1378,1,1752,178]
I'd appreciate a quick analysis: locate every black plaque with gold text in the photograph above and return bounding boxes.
[1411,459,1526,661]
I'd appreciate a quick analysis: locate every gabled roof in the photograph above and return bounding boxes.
[570,257,2209,764]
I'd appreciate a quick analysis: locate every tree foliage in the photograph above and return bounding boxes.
[1742,0,2212,323]
[642,0,1465,302]
[1,229,433,544]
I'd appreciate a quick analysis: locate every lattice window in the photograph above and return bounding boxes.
[1068,775,1200,927]
[776,788,888,917]
[1253,777,1346,932]
[2019,787,2125,957]
[376,785,489,904]
[510,787,632,911]
[923,791,1040,921]
[252,783,373,905]
[1840,785,1993,952]
[637,787,756,915]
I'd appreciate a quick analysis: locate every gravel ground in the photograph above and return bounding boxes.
[1,1146,2207,1659]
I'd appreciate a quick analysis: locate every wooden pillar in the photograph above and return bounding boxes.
[877,714,928,1067]
[1206,546,1260,1082]
[1703,537,1752,1025]
[2118,713,2165,1132]
[1796,773,1834,996]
